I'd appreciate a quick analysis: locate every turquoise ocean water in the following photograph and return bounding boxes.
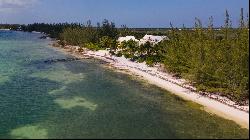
[0,31,248,139]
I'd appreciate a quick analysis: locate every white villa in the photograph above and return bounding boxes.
[117,35,169,47]
[139,35,169,45]
[117,36,139,43]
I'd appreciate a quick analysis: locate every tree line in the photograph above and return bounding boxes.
[159,9,249,102]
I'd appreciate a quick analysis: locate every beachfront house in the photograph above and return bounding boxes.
[116,36,140,56]
[117,36,139,44]
[139,35,169,45]
[117,36,139,50]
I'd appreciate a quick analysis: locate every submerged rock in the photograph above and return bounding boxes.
[44,58,81,64]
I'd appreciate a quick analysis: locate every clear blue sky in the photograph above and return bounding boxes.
[0,0,249,28]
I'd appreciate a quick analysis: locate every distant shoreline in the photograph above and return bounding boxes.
[49,41,249,129]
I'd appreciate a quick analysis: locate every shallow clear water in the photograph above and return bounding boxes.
[0,31,249,139]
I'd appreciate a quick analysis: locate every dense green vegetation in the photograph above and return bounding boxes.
[59,20,118,51]
[0,24,21,30]
[160,13,249,102]
[21,23,83,38]
[1,9,248,103]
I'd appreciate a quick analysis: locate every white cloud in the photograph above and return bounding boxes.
[0,0,37,12]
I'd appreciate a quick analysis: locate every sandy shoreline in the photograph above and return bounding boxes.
[50,43,249,129]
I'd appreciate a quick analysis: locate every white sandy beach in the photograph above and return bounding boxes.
[53,44,249,129]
